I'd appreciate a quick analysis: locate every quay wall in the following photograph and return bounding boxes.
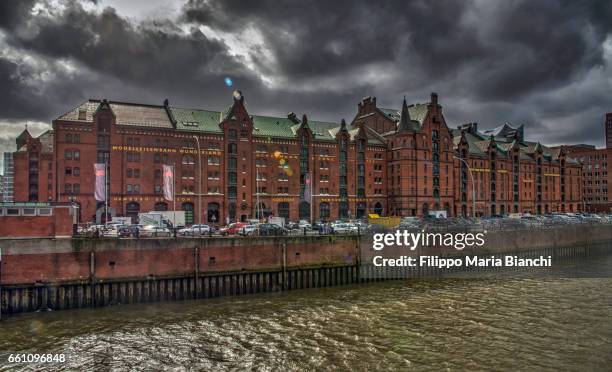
[1,225,611,315]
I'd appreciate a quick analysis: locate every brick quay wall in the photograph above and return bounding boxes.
[1,226,612,316]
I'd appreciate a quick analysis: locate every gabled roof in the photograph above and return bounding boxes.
[38,130,54,154]
[378,103,428,131]
[17,130,54,153]
[57,100,173,128]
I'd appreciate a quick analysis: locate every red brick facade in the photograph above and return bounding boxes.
[0,203,75,238]
[10,91,584,225]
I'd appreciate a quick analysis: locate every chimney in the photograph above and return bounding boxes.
[287,112,299,124]
[431,92,438,105]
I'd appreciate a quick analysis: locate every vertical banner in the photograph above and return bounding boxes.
[94,163,106,201]
[163,164,174,201]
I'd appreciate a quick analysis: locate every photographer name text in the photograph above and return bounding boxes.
[372,255,552,268]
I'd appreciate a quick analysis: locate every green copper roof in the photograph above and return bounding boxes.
[171,107,223,133]
[251,115,298,139]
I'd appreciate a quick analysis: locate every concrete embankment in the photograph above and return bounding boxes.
[1,225,611,316]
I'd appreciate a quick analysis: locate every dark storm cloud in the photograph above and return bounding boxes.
[0,0,610,157]
[182,0,484,81]
[0,2,262,103]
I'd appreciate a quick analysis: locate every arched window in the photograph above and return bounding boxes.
[182,202,194,225]
[432,129,439,140]
[207,202,220,223]
[374,202,383,215]
[299,201,310,220]
[278,202,290,219]
[319,202,330,219]
[338,202,349,219]
[154,202,168,211]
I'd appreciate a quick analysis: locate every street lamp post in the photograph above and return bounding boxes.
[454,156,477,218]
[192,135,203,234]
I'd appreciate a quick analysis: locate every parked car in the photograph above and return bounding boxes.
[178,224,211,236]
[331,223,359,234]
[240,224,260,236]
[139,225,172,237]
[118,225,140,238]
[257,223,289,236]
[298,220,312,230]
[286,222,300,230]
[219,222,249,236]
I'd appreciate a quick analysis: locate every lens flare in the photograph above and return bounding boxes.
[224,77,233,87]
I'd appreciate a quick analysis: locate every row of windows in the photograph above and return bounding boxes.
[65,167,80,176]
[64,149,80,160]
[64,183,81,194]
[65,133,80,143]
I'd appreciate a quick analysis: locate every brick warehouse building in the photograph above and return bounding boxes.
[557,113,612,213]
[11,91,583,225]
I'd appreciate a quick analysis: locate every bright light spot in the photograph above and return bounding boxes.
[224,77,233,87]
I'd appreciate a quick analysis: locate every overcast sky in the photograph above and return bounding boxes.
[1,0,611,172]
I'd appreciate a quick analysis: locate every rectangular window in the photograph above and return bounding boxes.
[23,208,36,216]
[37,208,52,216]
[6,208,20,216]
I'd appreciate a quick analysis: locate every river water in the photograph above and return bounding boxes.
[1,259,612,370]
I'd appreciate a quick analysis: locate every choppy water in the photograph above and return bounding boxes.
[1,262,612,370]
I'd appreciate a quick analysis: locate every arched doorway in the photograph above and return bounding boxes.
[374,202,383,215]
[207,202,220,223]
[182,202,194,225]
[126,202,140,223]
[154,202,168,211]
[299,201,310,220]
[500,204,505,215]
[319,202,330,220]
[277,202,290,219]
[491,204,496,216]
[444,203,450,217]
[338,201,349,220]
[356,202,366,219]
[461,204,467,217]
